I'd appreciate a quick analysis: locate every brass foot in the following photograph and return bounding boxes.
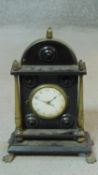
[2,153,15,163]
[86,152,97,163]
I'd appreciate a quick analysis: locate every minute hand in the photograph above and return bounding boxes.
[36,98,54,106]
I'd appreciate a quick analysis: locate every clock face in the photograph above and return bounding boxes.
[29,84,68,119]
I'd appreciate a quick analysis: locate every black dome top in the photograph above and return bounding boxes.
[21,39,77,65]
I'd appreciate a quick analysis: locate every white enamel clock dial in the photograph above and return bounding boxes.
[29,84,68,119]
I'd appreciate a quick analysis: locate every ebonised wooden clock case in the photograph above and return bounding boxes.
[3,28,96,163]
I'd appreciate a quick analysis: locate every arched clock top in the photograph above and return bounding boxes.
[21,39,77,65]
[11,28,86,75]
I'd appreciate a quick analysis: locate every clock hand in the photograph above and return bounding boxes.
[35,97,54,106]
[46,96,57,107]
[44,96,57,106]
[49,96,57,103]
[35,96,57,107]
[42,96,57,104]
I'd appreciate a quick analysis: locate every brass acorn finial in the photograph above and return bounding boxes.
[12,60,21,71]
[46,27,53,39]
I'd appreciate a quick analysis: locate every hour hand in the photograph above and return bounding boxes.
[49,96,57,103]
[45,96,57,106]
[35,96,56,107]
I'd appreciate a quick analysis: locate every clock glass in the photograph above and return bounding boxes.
[29,84,68,119]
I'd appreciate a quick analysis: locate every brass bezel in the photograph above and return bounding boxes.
[29,84,68,119]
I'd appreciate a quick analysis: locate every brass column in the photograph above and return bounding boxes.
[15,75,22,131]
[78,75,84,129]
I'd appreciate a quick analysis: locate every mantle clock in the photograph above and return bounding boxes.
[3,28,96,163]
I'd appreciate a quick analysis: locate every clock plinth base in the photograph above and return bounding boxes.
[7,131,95,163]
